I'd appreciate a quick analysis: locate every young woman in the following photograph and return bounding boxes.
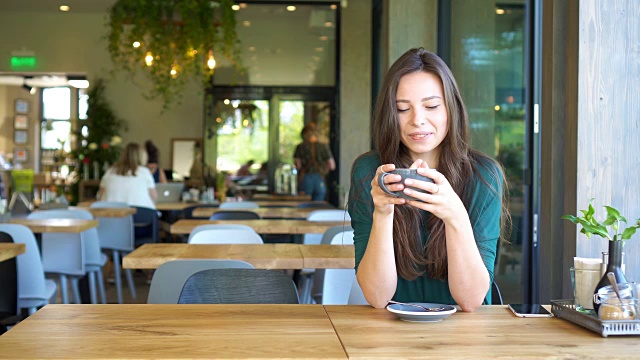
[98,142,157,209]
[145,140,168,183]
[348,48,509,312]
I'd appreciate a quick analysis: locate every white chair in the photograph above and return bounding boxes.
[90,201,137,304]
[187,224,257,243]
[298,210,351,304]
[0,224,58,315]
[347,276,368,305]
[148,259,255,304]
[219,201,259,209]
[188,228,263,244]
[314,230,355,305]
[27,209,107,304]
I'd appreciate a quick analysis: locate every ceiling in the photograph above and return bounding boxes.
[0,0,339,13]
[0,0,116,13]
[0,1,339,86]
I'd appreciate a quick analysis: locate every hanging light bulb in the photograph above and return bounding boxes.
[207,50,216,70]
[133,41,141,48]
[145,52,154,66]
[170,63,179,78]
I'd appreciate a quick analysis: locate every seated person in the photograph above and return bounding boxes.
[236,160,255,177]
[98,142,157,209]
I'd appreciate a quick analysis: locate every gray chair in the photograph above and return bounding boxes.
[209,211,261,220]
[147,260,254,304]
[178,268,299,304]
[90,201,136,304]
[492,281,504,305]
[219,201,259,209]
[310,225,354,304]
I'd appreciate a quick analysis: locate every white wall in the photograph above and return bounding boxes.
[0,11,203,169]
[0,6,373,194]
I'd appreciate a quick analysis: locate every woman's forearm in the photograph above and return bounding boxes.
[357,211,398,308]
[445,217,490,312]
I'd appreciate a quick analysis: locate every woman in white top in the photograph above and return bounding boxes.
[98,142,157,209]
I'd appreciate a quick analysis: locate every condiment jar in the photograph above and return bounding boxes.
[595,283,637,320]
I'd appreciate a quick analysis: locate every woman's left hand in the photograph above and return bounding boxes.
[403,161,467,224]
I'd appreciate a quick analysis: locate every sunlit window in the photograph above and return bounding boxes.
[79,88,89,120]
[41,120,72,152]
[43,87,71,120]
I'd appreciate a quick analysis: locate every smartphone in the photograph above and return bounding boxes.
[508,304,553,318]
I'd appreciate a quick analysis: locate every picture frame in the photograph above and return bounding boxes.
[14,114,28,129]
[14,130,28,144]
[14,99,29,114]
[13,148,29,162]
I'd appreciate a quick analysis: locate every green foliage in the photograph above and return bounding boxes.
[67,78,127,204]
[107,0,244,110]
[562,199,640,241]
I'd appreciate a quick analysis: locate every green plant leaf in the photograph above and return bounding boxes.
[604,206,621,220]
[562,215,580,224]
[578,221,610,239]
[621,226,638,240]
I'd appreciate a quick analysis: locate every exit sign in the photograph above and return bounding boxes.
[10,56,37,69]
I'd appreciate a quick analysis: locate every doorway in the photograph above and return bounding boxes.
[203,86,339,205]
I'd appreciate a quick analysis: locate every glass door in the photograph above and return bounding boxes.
[442,0,534,304]
[204,87,337,203]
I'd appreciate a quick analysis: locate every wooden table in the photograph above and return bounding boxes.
[170,219,350,235]
[325,305,640,359]
[0,243,25,263]
[254,200,331,207]
[0,304,347,359]
[123,243,355,270]
[252,193,312,201]
[84,207,137,217]
[3,305,638,359]
[193,207,319,219]
[10,218,99,233]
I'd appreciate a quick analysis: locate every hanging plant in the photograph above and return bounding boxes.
[108,0,244,110]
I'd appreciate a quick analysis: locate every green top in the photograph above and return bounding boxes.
[348,152,502,305]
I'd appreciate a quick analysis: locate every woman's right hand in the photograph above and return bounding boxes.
[371,163,406,216]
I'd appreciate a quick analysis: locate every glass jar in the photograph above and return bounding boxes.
[595,283,637,320]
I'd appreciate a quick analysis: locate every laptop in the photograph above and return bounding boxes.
[155,183,184,203]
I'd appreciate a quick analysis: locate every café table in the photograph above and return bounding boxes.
[122,243,355,270]
[0,304,347,359]
[10,218,99,233]
[83,207,137,218]
[252,193,312,201]
[2,304,638,359]
[170,219,349,235]
[0,243,25,263]
[325,305,640,359]
[193,207,319,219]
[254,200,331,207]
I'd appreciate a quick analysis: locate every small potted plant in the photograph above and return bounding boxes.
[563,199,640,310]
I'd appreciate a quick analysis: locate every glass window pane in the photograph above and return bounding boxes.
[213,3,336,86]
[449,0,526,304]
[42,87,71,120]
[41,121,71,152]
[79,88,89,120]
[278,101,305,163]
[215,100,269,173]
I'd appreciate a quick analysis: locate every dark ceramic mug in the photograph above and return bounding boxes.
[377,168,434,200]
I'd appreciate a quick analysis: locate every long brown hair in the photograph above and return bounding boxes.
[113,142,147,176]
[371,48,510,280]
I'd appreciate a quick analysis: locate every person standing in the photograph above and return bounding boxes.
[294,125,335,201]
